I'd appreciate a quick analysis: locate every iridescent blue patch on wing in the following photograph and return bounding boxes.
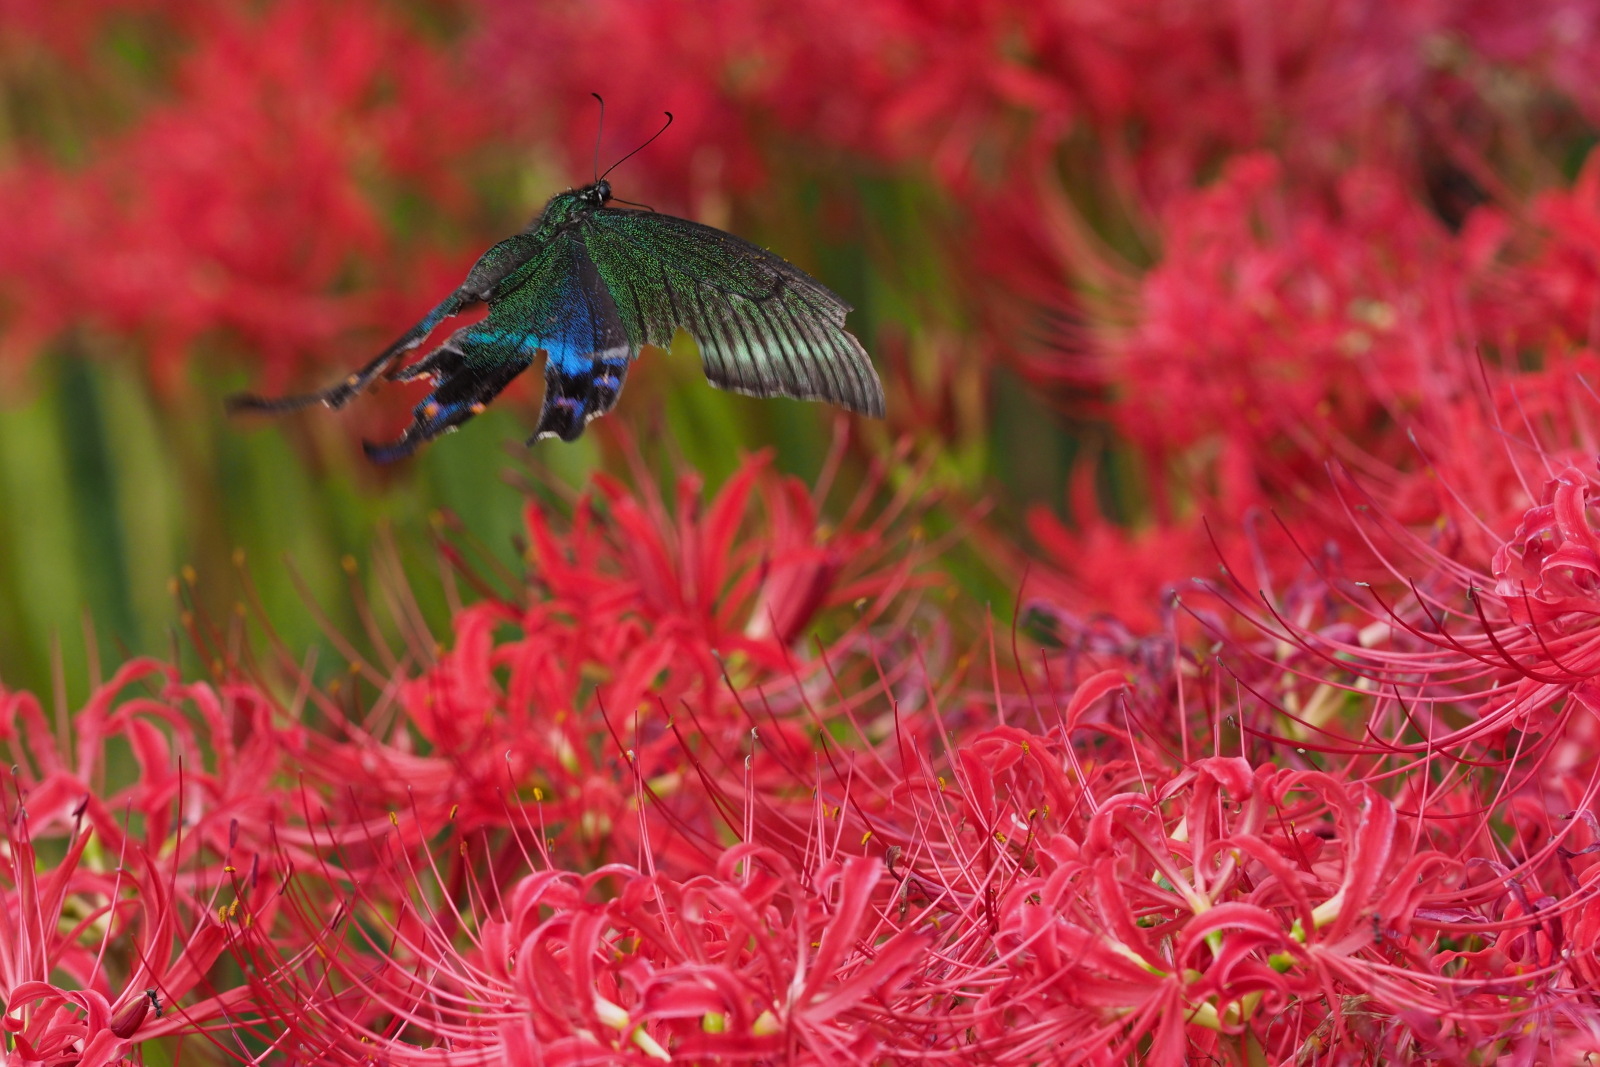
[532,346,631,443]
[541,339,596,377]
[369,235,633,457]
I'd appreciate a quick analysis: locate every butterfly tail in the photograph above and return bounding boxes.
[363,333,533,463]
[228,292,467,415]
[529,347,632,443]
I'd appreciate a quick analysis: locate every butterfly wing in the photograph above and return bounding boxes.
[365,234,630,461]
[581,210,885,417]
[227,232,549,416]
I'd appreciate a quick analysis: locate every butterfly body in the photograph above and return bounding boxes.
[230,177,883,461]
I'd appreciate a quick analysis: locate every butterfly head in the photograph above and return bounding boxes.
[531,180,614,236]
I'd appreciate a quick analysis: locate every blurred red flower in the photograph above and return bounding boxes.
[0,0,485,392]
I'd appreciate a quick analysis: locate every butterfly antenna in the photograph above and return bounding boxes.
[590,92,606,182]
[599,111,673,180]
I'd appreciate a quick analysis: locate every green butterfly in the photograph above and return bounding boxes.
[230,122,883,461]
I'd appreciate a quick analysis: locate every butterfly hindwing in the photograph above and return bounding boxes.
[581,210,885,417]
[365,234,630,459]
[361,328,530,462]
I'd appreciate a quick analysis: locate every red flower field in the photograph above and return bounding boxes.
[3,1,1600,1063]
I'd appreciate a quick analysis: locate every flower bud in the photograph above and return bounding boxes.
[108,996,149,1040]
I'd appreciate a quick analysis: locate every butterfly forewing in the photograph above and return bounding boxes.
[583,210,885,417]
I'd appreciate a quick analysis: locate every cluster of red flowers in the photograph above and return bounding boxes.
[479,0,1600,201]
[0,0,483,390]
[11,417,1600,1062]
[5,0,1600,1063]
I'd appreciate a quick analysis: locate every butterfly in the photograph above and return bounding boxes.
[228,110,884,462]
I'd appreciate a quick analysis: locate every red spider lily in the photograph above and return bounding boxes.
[7,6,1600,1064]
[0,660,298,1066]
[223,828,942,1064]
[1260,466,1600,774]
[963,2,1600,349]
[224,598,1600,1063]
[1020,143,1600,632]
[898,697,1597,1060]
[1012,157,1450,627]
[237,449,937,876]
[1479,150,1600,353]
[1010,360,1600,1059]
[2,658,313,870]
[194,627,1129,1062]
[1137,426,1600,1050]
[1093,158,1453,467]
[496,851,933,1064]
[9,438,1600,1060]
[0,0,485,391]
[475,0,1600,208]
